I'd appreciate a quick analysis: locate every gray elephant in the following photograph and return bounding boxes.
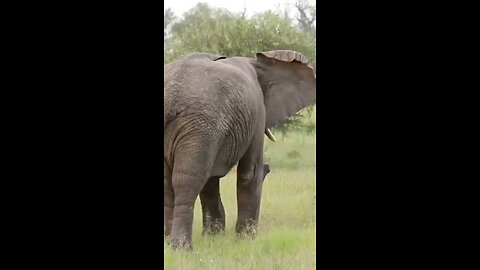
[164,50,316,249]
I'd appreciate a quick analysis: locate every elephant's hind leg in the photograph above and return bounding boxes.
[164,177,174,237]
[168,154,210,250]
[164,160,174,237]
[200,177,225,235]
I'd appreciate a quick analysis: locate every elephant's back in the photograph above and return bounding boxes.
[164,58,260,126]
[165,58,258,100]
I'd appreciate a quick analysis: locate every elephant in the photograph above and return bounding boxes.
[164,50,316,249]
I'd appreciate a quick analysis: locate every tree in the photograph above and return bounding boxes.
[164,8,175,39]
[165,3,315,69]
[295,0,316,35]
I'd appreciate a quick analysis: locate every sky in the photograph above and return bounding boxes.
[164,0,302,18]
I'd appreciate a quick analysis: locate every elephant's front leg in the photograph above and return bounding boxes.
[236,144,265,235]
[200,177,225,235]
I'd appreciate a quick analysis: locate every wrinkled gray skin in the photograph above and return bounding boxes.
[164,50,316,250]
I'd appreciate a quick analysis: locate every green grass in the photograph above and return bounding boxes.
[165,109,316,269]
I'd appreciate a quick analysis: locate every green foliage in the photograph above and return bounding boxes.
[275,106,316,136]
[264,112,316,171]
[164,2,316,135]
[165,3,315,68]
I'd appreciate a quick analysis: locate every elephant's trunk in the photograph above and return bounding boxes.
[265,128,276,142]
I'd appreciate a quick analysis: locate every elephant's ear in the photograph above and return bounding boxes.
[253,50,316,128]
[182,52,226,61]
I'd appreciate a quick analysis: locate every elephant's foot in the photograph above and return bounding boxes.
[202,218,225,235]
[235,218,258,236]
[168,202,195,251]
[167,236,193,251]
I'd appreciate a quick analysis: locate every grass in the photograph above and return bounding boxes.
[164,108,316,269]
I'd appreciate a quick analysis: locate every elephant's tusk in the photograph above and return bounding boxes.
[265,128,276,142]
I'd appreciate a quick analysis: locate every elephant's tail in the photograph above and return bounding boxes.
[164,91,177,129]
[164,108,176,129]
[164,112,171,129]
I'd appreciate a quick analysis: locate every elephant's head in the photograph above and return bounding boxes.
[228,50,316,141]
